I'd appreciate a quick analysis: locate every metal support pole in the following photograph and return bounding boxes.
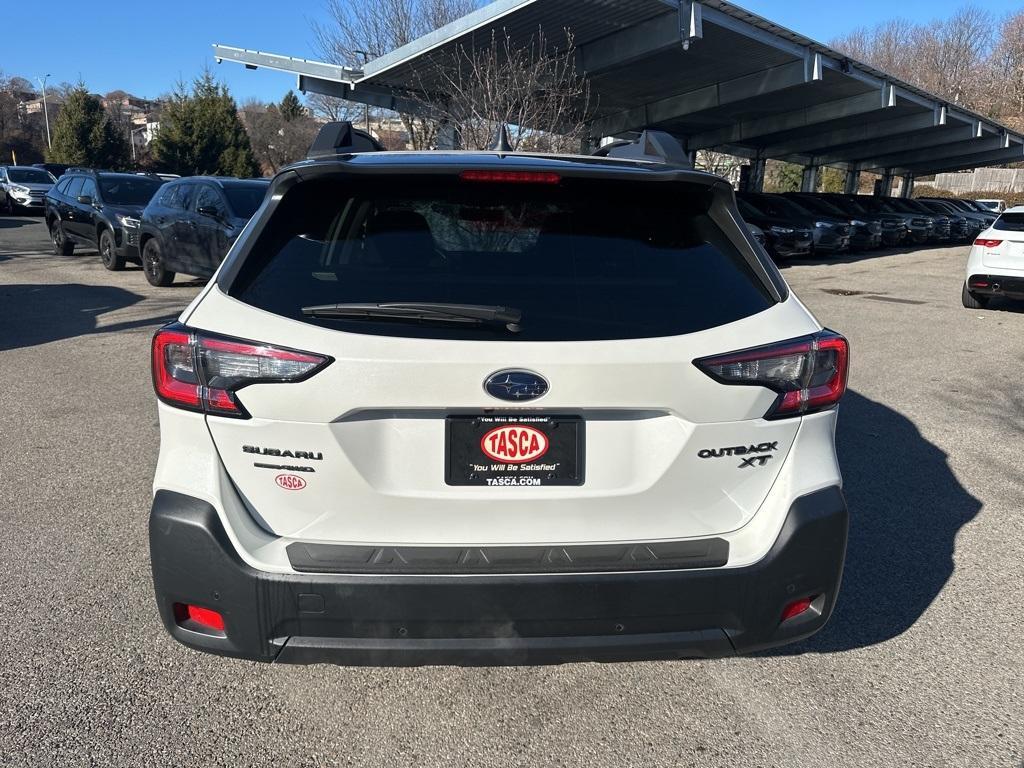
[899,173,914,198]
[876,169,894,197]
[748,158,766,193]
[354,50,376,134]
[844,168,861,195]
[800,165,818,193]
[38,74,52,150]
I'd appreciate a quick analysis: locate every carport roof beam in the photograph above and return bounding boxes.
[859,134,1012,173]
[894,142,1024,175]
[214,0,1024,173]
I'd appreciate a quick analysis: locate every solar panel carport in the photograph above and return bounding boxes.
[213,0,1024,195]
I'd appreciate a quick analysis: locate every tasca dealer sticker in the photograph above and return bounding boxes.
[275,474,307,491]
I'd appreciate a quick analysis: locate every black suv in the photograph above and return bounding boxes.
[45,170,165,269]
[137,176,269,286]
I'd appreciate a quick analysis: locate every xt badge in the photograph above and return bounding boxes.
[739,455,772,469]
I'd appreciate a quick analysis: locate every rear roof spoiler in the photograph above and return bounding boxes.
[306,121,386,158]
[592,130,692,168]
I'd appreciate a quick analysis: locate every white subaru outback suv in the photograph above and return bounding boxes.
[149,123,849,666]
[963,205,1024,309]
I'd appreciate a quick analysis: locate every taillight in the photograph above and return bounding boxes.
[152,324,330,418]
[460,170,561,184]
[974,238,1003,248]
[695,330,849,420]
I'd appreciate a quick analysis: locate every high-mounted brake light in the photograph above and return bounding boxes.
[974,238,1003,248]
[695,330,849,420]
[460,170,561,184]
[152,324,330,418]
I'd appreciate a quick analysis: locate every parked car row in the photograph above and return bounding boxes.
[735,191,999,261]
[16,167,271,287]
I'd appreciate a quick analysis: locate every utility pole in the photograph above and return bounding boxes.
[38,74,52,150]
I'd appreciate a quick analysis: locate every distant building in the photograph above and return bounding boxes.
[21,94,64,115]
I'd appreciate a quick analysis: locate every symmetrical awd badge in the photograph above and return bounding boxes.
[484,370,549,402]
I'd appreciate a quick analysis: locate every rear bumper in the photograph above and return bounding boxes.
[968,274,1024,299]
[149,486,848,666]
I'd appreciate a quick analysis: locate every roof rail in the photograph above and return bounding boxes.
[306,121,386,158]
[591,130,692,167]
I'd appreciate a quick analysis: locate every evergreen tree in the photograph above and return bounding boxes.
[151,72,260,177]
[48,86,130,168]
[279,90,306,122]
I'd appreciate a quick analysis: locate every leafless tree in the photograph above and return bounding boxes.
[310,0,480,148]
[831,7,995,111]
[304,92,362,124]
[914,6,995,110]
[695,150,743,180]
[409,27,593,152]
[241,100,321,174]
[832,19,920,84]
[989,11,1024,129]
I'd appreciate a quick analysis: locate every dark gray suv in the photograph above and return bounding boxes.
[137,177,269,286]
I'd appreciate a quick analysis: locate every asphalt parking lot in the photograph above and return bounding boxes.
[0,214,1021,768]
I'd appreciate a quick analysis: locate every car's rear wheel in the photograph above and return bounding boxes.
[51,220,74,255]
[99,229,125,271]
[962,283,989,310]
[143,239,175,287]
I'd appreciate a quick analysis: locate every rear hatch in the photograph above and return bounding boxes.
[185,166,822,546]
[982,212,1024,269]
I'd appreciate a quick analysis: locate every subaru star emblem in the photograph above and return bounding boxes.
[484,370,549,402]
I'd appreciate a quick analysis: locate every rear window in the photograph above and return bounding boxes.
[993,213,1024,232]
[99,176,162,205]
[227,176,774,341]
[8,168,54,184]
[224,185,268,219]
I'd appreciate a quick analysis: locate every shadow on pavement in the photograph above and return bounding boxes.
[976,296,1024,314]
[770,390,981,654]
[0,217,40,230]
[0,283,179,351]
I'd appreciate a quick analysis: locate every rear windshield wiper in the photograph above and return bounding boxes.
[301,302,523,332]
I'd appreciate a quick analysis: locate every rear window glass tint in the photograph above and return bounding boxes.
[993,213,1024,232]
[227,175,774,341]
[224,185,268,218]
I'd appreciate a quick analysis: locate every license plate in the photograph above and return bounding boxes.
[445,415,584,486]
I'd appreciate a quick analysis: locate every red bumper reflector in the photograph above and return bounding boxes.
[173,603,225,632]
[780,596,817,623]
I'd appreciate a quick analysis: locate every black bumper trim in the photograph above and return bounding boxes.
[287,537,729,575]
[968,274,1024,297]
[149,486,848,666]
[276,630,734,666]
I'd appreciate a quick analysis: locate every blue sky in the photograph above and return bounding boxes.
[3,0,1021,105]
